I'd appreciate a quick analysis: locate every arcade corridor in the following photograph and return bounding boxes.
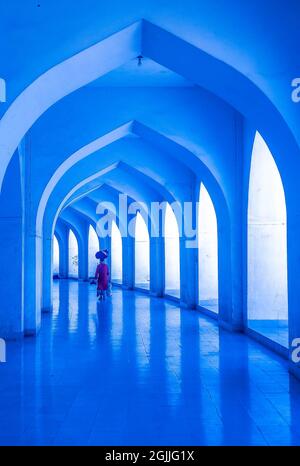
[0,282,300,447]
[2,0,300,448]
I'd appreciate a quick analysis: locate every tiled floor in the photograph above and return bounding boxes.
[198,299,219,315]
[248,320,289,349]
[0,281,300,446]
[164,288,181,299]
[135,282,150,291]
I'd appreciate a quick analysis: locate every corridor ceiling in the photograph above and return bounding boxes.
[1,0,300,232]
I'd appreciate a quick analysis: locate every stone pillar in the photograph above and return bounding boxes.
[0,151,24,339]
[217,212,243,332]
[179,236,197,308]
[287,206,300,380]
[42,234,53,312]
[58,230,69,278]
[122,236,134,289]
[218,115,243,332]
[78,226,89,281]
[150,236,164,297]
[24,232,42,335]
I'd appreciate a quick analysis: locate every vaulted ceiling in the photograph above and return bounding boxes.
[1,1,300,237]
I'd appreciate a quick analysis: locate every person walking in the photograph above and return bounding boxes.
[95,250,110,301]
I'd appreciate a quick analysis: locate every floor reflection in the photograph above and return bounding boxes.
[0,281,300,446]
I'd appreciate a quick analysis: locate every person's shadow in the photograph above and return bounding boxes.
[96,296,113,335]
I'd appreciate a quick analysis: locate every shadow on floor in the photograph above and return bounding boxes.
[0,281,299,446]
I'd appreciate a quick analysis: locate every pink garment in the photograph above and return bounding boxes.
[95,263,109,290]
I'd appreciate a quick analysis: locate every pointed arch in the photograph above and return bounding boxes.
[0,23,141,188]
[111,220,123,284]
[68,229,79,279]
[134,211,150,290]
[52,234,60,278]
[198,183,219,313]
[164,203,180,298]
[247,132,288,347]
[88,225,99,278]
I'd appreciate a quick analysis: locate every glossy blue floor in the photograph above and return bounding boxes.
[0,281,300,446]
[248,320,289,349]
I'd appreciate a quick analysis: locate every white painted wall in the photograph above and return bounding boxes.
[198,184,219,310]
[134,212,150,288]
[164,203,180,296]
[53,235,59,276]
[111,220,123,283]
[0,78,6,103]
[248,132,288,321]
[68,229,79,278]
[88,225,99,278]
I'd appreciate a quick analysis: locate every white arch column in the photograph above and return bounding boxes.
[178,200,197,309]
[211,117,243,332]
[122,236,134,290]
[150,236,164,297]
[42,234,54,312]
[57,226,69,278]
[0,151,24,339]
[180,238,197,309]
[105,235,112,279]
[78,223,89,281]
[24,234,42,335]
[22,141,42,335]
[42,225,68,313]
[288,207,300,379]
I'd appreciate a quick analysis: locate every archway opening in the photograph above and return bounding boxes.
[88,225,99,278]
[198,184,219,313]
[247,132,288,348]
[134,212,150,290]
[164,203,180,298]
[68,229,79,279]
[111,220,123,285]
[53,235,60,279]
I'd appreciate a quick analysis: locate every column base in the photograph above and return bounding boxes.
[180,300,196,310]
[24,325,41,337]
[122,284,134,290]
[150,291,163,298]
[42,305,53,313]
[219,319,243,333]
